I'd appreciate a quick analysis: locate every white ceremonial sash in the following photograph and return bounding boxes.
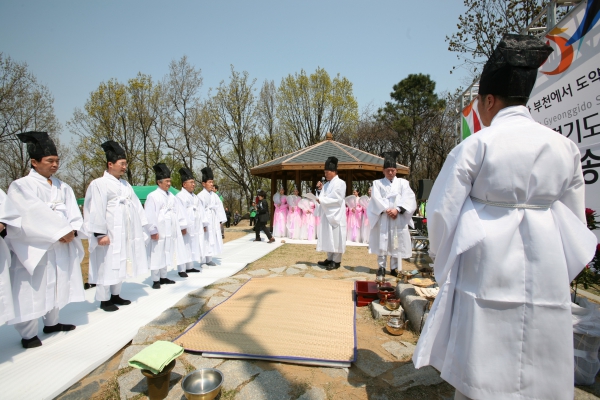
[109,190,133,271]
[379,185,400,253]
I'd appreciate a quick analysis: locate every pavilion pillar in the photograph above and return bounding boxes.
[347,170,353,196]
[295,170,301,195]
[270,172,276,229]
[283,172,287,195]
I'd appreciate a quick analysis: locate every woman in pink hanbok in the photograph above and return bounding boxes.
[359,186,371,244]
[286,187,303,239]
[272,187,288,237]
[298,198,316,240]
[345,190,361,242]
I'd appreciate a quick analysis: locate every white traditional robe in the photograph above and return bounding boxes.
[5,169,85,324]
[412,106,598,400]
[316,175,347,254]
[84,172,149,285]
[198,189,224,258]
[367,177,416,259]
[0,189,21,325]
[176,189,204,263]
[145,188,190,271]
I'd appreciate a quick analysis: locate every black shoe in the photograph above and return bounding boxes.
[152,281,161,289]
[21,336,42,349]
[100,301,119,312]
[160,278,176,284]
[254,238,262,242]
[376,267,386,278]
[268,238,275,243]
[186,268,200,273]
[390,269,399,277]
[222,235,225,239]
[317,259,332,267]
[110,295,131,305]
[178,272,188,278]
[43,323,76,334]
[326,261,341,271]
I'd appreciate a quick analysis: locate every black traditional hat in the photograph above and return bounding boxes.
[101,140,126,163]
[179,167,194,183]
[381,151,400,169]
[201,167,214,182]
[153,163,171,181]
[17,131,58,160]
[479,34,553,98]
[324,156,338,172]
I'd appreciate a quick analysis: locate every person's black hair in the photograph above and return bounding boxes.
[479,93,528,107]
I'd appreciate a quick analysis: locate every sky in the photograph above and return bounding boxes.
[0,0,471,142]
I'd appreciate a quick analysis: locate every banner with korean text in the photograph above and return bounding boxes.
[527,0,600,240]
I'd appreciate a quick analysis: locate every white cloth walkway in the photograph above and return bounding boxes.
[0,234,281,400]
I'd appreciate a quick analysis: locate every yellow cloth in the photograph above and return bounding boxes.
[128,341,183,374]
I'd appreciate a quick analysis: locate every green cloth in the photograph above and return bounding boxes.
[128,341,184,374]
[77,185,179,206]
[249,207,257,218]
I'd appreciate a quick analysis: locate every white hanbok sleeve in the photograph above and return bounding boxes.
[0,189,21,229]
[144,194,159,236]
[396,180,417,229]
[176,195,188,230]
[63,183,83,232]
[367,181,386,228]
[83,180,108,235]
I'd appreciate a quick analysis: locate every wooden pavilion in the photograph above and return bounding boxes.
[250,133,410,225]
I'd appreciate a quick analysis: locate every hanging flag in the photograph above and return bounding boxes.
[461,98,482,140]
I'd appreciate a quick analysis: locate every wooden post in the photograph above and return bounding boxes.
[295,170,301,195]
[347,170,353,196]
[270,172,276,230]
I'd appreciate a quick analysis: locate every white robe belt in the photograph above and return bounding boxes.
[470,196,552,209]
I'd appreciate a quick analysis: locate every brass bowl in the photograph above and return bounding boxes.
[385,298,400,310]
[181,368,223,400]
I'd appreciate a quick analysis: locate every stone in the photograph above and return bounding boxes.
[347,368,367,388]
[286,267,301,275]
[383,363,443,389]
[119,345,148,369]
[182,303,203,319]
[370,301,403,319]
[297,386,327,400]
[369,394,389,400]
[57,381,100,400]
[206,296,228,309]
[266,274,282,278]
[132,327,164,345]
[312,265,326,271]
[218,359,263,390]
[237,369,291,399]
[213,277,238,285]
[220,291,232,297]
[320,367,348,379]
[174,295,200,308]
[354,349,394,378]
[183,353,222,370]
[149,308,183,327]
[293,263,308,270]
[118,360,187,400]
[396,283,417,299]
[219,283,243,293]
[233,273,252,280]
[402,295,429,333]
[269,267,287,273]
[248,268,269,276]
[382,341,416,361]
[188,288,220,298]
[304,273,316,279]
[352,266,372,274]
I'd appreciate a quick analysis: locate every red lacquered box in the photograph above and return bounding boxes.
[355,281,379,306]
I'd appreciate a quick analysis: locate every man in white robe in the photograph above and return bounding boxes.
[145,163,190,289]
[315,157,347,270]
[6,132,85,348]
[0,189,21,325]
[412,35,598,400]
[83,141,149,312]
[198,167,224,266]
[175,167,203,277]
[213,184,227,240]
[368,151,416,279]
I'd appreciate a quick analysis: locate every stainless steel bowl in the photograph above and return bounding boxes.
[181,368,223,400]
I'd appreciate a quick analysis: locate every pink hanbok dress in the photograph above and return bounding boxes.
[272,193,288,237]
[345,195,361,242]
[359,195,370,244]
[298,199,316,240]
[286,195,303,239]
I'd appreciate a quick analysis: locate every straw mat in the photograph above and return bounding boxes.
[174,277,356,363]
